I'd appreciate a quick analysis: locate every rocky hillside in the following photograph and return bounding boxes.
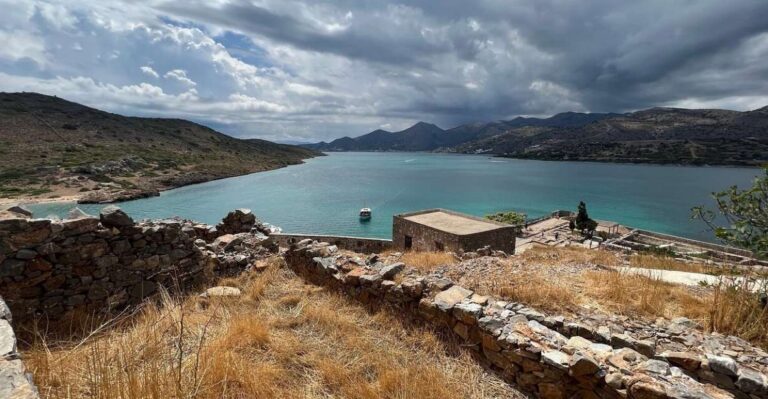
[455,106,768,165]
[308,106,768,166]
[0,92,320,202]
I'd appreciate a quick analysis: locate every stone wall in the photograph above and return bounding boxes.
[0,297,38,398]
[270,233,392,254]
[0,207,260,323]
[285,240,768,399]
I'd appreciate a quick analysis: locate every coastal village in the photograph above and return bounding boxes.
[1,203,767,398]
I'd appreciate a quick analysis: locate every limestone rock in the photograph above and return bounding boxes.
[100,205,134,228]
[213,234,242,251]
[637,359,670,376]
[0,319,17,358]
[542,350,570,371]
[201,286,242,298]
[660,351,701,371]
[569,352,600,377]
[0,358,39,399]
[735,367,766,394]
[379,262,404,280]
[627,376,667,399]
[605,372,624,389]
[452,302,483,325]
[707,354,738,377]
[434,285,473,312]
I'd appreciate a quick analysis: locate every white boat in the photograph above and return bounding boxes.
[359,207,372,220]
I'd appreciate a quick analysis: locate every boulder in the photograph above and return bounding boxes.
[379,262,404,280]
[2,205,32,218]
[100,206,134,228]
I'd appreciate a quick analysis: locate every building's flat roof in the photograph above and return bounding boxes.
[403,210,505,235]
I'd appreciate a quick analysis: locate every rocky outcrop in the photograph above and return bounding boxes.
[77,188,160,204]
[285,240,768,399]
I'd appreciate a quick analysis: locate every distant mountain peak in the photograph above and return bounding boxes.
[406,121,441,130]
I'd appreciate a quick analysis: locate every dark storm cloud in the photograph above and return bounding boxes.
[162,0,768,121]
[3,0,767,142]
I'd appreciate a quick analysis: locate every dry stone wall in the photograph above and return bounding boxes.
[285,240,768,399]
[270,233,392,254]
[0,207,262,323]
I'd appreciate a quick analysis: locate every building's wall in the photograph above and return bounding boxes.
[392,216,461,252]
[459,229,516,254]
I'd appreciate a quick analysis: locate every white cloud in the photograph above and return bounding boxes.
[140,65,159,78]
[164,68,196,86]
[0,30,47,66]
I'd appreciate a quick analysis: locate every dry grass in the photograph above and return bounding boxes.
[494,274,579,312]
[23,256,522,399]
[583,269,768,349]
[519,246,620,268]
[582,270,709,320]
[707,279,768,348]
[399,251,458,273]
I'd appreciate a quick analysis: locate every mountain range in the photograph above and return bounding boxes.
[306,106,768,166]
[0,92,319,203]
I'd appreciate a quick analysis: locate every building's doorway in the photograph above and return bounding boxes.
[404,235,412,250]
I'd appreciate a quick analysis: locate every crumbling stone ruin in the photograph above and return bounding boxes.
[0,207,278,397]
[285,240,768,399]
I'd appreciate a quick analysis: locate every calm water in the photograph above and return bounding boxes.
[28,152,760,242]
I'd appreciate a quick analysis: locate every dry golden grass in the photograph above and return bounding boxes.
[707,279,768,348]
[582,270,709,320]
[399,251,457,273]
[23,256,522,399]
[493,274,579,312]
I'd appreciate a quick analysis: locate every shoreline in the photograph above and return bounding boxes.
[0,195,79,207]
[0,157,321,208]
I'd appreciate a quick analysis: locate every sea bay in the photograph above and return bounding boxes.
[28,152,760,242]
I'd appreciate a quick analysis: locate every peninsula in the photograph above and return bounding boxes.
[0,92,320,205]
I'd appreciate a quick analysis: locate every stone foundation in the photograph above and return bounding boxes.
[285,240,768,399]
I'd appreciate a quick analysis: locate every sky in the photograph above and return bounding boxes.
[2,1,768,143]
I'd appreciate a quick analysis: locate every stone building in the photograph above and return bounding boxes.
[392,209,516,253]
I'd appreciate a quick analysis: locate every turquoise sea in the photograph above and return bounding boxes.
[27,152,760,242]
